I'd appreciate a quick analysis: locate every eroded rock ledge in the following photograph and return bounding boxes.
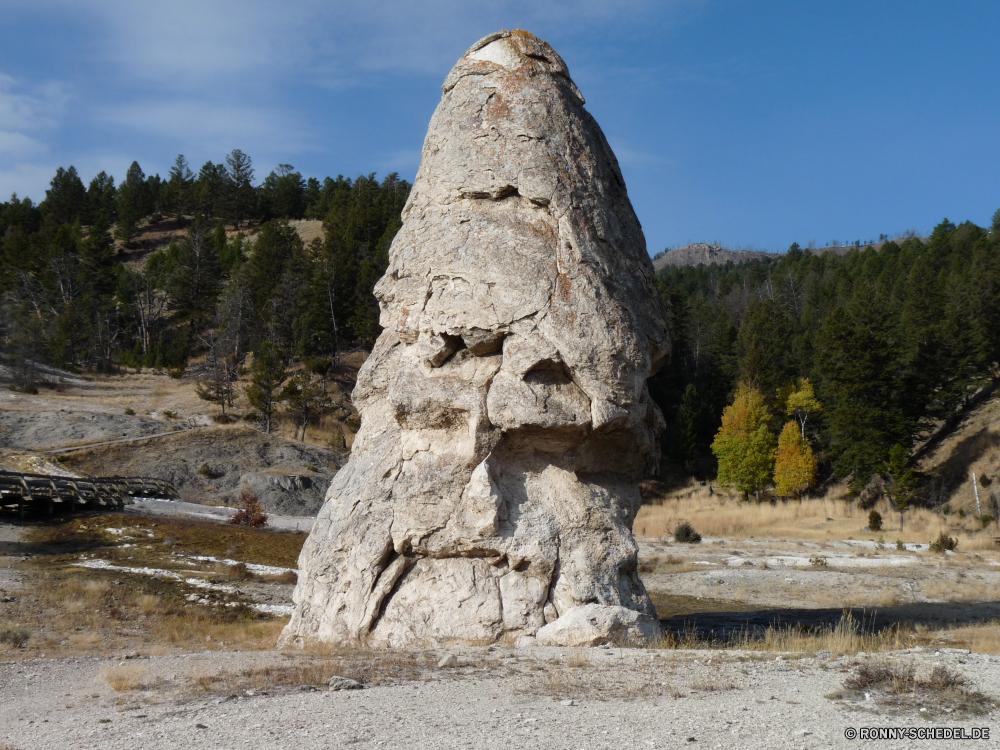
[281,29,669,648]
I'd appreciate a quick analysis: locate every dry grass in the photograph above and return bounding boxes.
[186,648,432,696]
[635,490,962,545]
[519,657,687,701]
[836,658,995,716]
[102,663,147,691]
[3,514,305,657]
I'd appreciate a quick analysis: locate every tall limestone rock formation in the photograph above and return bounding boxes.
[281,30,670,647]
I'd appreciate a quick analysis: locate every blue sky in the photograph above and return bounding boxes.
[1,1,998,253]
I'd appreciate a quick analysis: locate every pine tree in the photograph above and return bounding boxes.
[224,149,256,229]
[279,371,331,441]
[884,444,916,532]
[671,384,700,471]
[245,342,286,434]
[711,383,775,500]
[42,166,87,225]
[773,421,817,498]
[166,154,194,219]
[116,161,150,246]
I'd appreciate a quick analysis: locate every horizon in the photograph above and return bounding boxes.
[2,1,998,255]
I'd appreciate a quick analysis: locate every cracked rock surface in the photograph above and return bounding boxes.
[281,29,669,648]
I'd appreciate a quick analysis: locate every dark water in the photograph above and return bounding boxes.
[652,594,1000,642]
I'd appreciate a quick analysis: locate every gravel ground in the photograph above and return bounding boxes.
[0,646,997,749]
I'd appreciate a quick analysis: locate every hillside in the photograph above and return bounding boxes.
[652,238,929,271]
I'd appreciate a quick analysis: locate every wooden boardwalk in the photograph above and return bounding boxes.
[0,470,179,517]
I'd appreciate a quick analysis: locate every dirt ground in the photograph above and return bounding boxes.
[2,498,1000,749]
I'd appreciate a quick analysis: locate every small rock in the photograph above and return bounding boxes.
[437,654,459,669]
[196,723,208,729]
[328,676,363,691]
[123,651,140,660]
[560,699,576,706]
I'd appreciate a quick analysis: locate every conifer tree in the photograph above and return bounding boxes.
[711,383,775,500]
[245,342,286,434]
[115,161,149,246]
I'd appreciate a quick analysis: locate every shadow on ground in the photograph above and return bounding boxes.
[659,597,1000,640]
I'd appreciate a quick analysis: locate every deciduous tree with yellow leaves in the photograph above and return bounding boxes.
[711,383,775,500]
[773,421,817,498]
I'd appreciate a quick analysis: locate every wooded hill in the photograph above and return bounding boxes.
[0,153,410,382]
[654,215,1000,503]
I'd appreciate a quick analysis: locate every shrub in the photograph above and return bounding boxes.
[211,413,234,424]
[979,514,995,529]
[895,539,905,550]
[166,366,185,379]
[929,533,958,553]
[674,521,702,544]
[124,407,136,416]
[148,212,163,224]
[0,625,30,648]
[198,463,223,479]
[230,487,268,528]
[867,510,883,532]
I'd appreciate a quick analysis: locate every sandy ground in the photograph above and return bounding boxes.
[0,646,997,749]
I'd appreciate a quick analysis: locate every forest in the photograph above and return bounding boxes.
[0,152,410,385]
[2,151,999,503]
[654,214,1000,505]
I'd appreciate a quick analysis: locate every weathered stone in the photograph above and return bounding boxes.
[534,604,662,646]
[327,676,363,691]
[280,29,668,649]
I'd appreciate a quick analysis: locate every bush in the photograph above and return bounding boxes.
[211,413,234,424]
[124,407,136,416]
[929,533,958,553]
[167,366,185,379]
[230,486,268,528]
[674,521,702,544]
[198,463,223,480]
[148,212,163,224]
[979,514,995,529]
[0,625,30,648]
[162,409,178,420]
[867,509,883,532]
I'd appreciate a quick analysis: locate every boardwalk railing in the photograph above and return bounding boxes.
[0,470,179,517]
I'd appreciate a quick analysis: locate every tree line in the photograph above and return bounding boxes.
[0,152,410,394]
[655,213,1000,505]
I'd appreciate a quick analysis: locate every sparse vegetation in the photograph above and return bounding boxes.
[673,521,702,544]
[868,509,883,532]
[230,486,268,527]
[0,625,31,648]
[930,532,959,553]
[841,659,994,715]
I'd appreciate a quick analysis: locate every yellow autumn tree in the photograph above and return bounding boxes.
[773,421,817,498]
[711,383,774,501]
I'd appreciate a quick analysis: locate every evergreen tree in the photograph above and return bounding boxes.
[671,384,700,471]
[245,342,286,434]
[884,444,917,532]
[224,149,256,229]
[116,161,150,246]
[41,166,87,225]
[816,306,911,492]
[86,172,117,226]
[279,370,331,441]
[165,154,195,219]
